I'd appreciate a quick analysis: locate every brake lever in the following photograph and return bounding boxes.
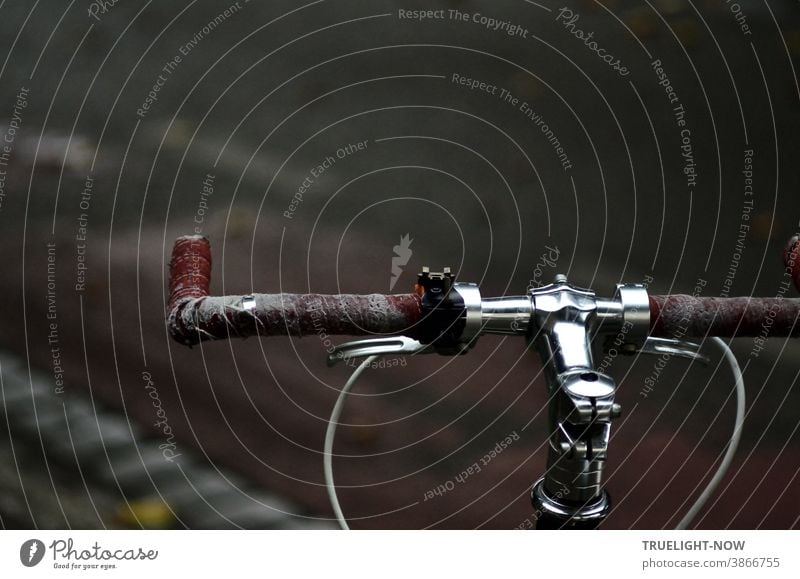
[327,336,433,366]
[610,336,710,365]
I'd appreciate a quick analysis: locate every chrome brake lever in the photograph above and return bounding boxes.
[616,336,710,365]
[326,336,433,367]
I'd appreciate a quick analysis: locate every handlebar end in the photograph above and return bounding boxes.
[168,235,212,306]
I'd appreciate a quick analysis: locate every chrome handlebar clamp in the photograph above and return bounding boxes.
[525,276,626,529]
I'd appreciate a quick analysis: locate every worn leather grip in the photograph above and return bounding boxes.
[649,295,800,338]
[167,236,422,346]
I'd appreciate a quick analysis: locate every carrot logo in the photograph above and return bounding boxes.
[389,234,413,291]
[20,539,45,567]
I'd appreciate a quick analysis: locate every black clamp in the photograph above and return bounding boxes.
[415,267,468,354]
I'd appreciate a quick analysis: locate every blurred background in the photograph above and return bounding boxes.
[0,0,799,529]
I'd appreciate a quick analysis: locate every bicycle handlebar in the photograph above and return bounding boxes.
[166,233,800,530]
[167,235,800,346]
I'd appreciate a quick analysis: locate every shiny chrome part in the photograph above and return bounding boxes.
[479,296,533,335]
[531,478,610,523]
[595,298,623,321]
[561,370,615,400]
[614,283,650,340]
[327,336,431,367]
[530,278,597,373]
[527,275,624,526]
[453,282,482,341]
[634,336,710,364]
